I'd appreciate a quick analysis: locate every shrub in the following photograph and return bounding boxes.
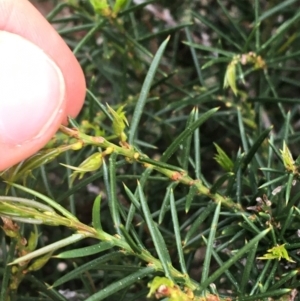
[1,0,300,300]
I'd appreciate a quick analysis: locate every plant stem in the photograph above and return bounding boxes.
[60,125,243,212]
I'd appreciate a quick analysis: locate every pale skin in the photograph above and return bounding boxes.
[0,0,86,170]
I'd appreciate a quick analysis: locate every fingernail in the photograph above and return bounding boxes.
[0,31,65,145]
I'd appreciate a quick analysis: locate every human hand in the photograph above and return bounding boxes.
[0,0,86,171]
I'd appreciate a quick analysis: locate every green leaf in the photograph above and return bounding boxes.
[257,244,295,262]
[258,9,300,53]
[170,189,187,274]
[285,172,294,205]
[73,19,106,55]
[129,36,170,144]
[51,252,122,288]
[107,104,128,142]
[210,172,234,194]
[192,11,242,51]
[249,260,272,295]
[259,174,288,190]
[9,233,87,265]
[138,182,173,279]
[85,267,155,301]
[89,0,111,16]
[1,240,16,301]
[185,183,198,213]
[7,183,78,221]
[28,252,53,271]
[198,228,270,292]
[183,41,234,57]
[92,194,102,232]
[280,207,294,239]
[139,156,185,173]
[119,224,142,254]
[269,270,298,291]
[201,201,221,283]
[282,110,291,143]
[185,28,204,85]
[113,0,128,14]
[214,143,234,172]
[26,274,68,301]
[108,153,121,234]
[156,87,219,116]
[256,0,299,23]
[56,159,126,203]
[239,289,291,301]
[240,242,258,294]
[161,107,219,162]
[242,127,273,172]
[119,0,155,16]
[223,60,238,95]
[261,261,279,293]
[27,226,39,251]
[184,202,216,245]
[61,152,103,184]
[123,183,141,210]
[158,182,177,224]
[240,214,264,237]
[193,107,201,180]
[0,146,74,188]
[248,96,300,104]
[217,0,246,41]
[54,241,114,258]
[237,109,248,152]
[138,23,192,43]
[281,141,295,172]
[0,196,55,213]
[202,236,239,291]
[181,108,196,171]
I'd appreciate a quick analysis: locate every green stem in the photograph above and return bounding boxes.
[58,125,242,291]
[60,126,243,212]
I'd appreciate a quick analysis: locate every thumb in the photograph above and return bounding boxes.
[0,31,66,170]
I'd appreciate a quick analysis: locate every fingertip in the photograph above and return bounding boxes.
[0,0,86,170]
[0,31,66,171]
[0,0,86,118]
